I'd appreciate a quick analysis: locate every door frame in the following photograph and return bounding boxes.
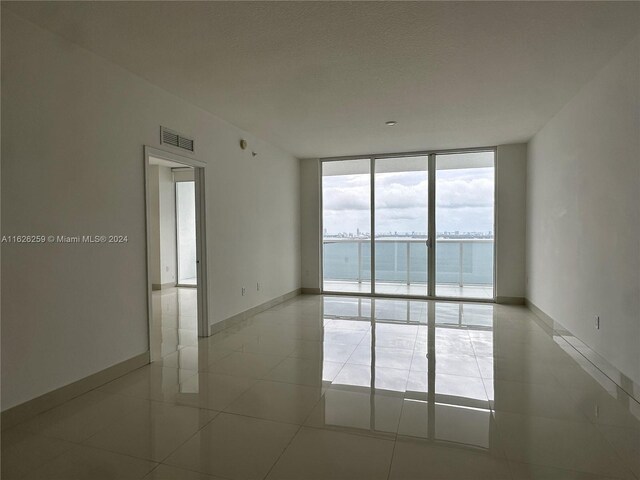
[319,145,497,302]
[144,146,209,361]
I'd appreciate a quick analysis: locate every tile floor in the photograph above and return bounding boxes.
[3,289,640,479]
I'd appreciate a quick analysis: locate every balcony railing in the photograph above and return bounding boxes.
[323,238,493,287]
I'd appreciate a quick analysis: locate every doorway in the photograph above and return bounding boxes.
[144,146,208,362]
[175,172,197,287]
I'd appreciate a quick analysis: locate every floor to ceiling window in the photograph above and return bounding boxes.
[435,152,495,299]
[322,159,372,294]
[321,149,495,300]
[374,156,429,296]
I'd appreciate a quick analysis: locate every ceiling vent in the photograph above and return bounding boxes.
[161,127,194,152]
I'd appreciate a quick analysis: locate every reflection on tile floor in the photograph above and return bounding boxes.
[3,290,640,479]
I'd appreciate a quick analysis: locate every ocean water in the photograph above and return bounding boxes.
[323,240,494,285]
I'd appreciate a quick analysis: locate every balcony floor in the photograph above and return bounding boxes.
[324,280,494,299]
[178,276,197,286]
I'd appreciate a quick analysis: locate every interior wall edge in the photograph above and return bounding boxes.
[208,288,302,336]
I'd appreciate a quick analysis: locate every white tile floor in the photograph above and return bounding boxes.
[324,280,495,299]
[3,289,640,479]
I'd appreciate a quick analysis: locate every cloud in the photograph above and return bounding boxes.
[376,174,428,210]
[322,176,370,211]
[436,175,494,208]
[322,168,494,234]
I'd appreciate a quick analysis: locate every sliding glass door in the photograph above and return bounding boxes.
[321,149,495,300]
[374,156,429,296]
[322,159,372,294]
[435,152,494,299]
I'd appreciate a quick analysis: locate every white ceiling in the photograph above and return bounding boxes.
[149,156,192,169]
[6,1,639,158]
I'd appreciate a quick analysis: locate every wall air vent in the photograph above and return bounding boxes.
[160,127,194,152]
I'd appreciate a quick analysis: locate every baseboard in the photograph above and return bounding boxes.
[1,351,150,430]
[208,288,302,336]
[301,287,321,295]
[496,296,525,305]
[152,282,176,291]
[526,299,640,405]
[525,299,555,330]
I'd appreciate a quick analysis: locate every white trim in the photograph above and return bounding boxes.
[194,166,209,338]
[491,146,498,300]
[370,157,376,295]
[320,145,496,162]
[428,153,436,297]
[144,146,210,361]
[146,145,206,168]
[317,159,324,293]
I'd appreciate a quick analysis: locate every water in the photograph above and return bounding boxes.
[323,240,494,286]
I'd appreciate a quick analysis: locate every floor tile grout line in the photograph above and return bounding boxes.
[299,423,399,443]
[17,398,225,472]
[58,409,221,468]
[592,422,640,480]
[3,363,159,434]
[2,432,79,480]
[259,414,307,479]
[490,404,636,430]
[36,440,162,469]
[490,407,640,477]
[9,390,162,445]
[141,462,164,479]
[151,409,222,466]
[506,459,637,480]
[385,390,407,480]
[507,459,640,480]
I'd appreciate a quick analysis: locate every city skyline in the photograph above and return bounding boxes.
[323,227,493,237]
[322,167,495,235]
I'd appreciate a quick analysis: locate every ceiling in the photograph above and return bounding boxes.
[149,157,192,169]
[6,1,639,158]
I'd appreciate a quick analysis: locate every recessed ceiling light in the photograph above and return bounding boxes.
[385,120,397,126]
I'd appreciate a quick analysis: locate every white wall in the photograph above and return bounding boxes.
[299,146,528,301]
[1,11,301,410]
[158,166,177,286]
[527,35,640,384]
[148,165,177,287]
[300,160,321,291]
[496,144,527,302]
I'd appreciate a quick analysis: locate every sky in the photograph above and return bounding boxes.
[322,167,494,236]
